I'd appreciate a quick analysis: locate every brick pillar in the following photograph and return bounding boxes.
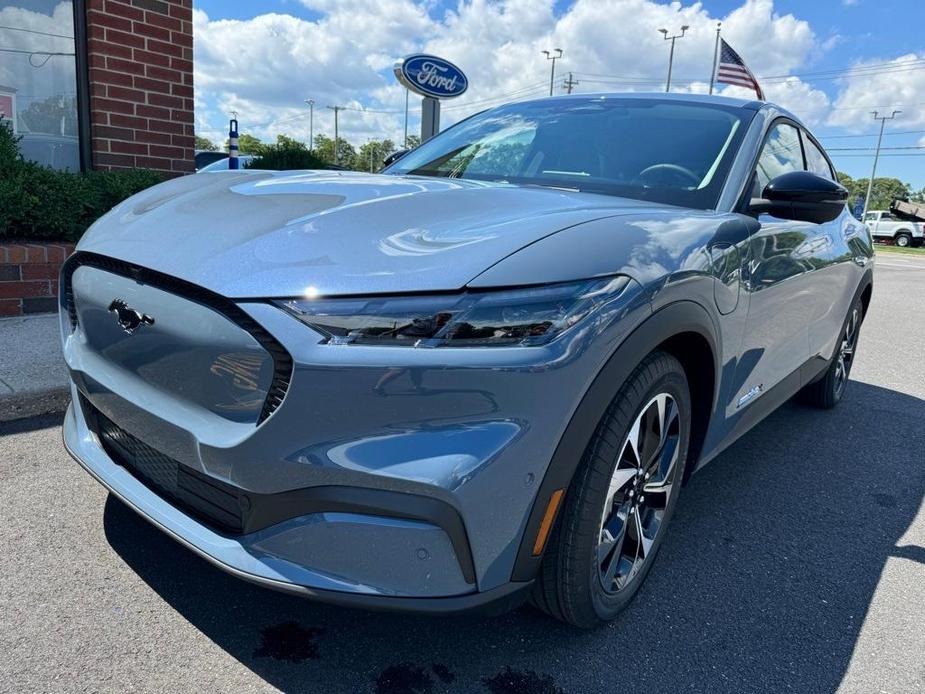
[85,0,194,176]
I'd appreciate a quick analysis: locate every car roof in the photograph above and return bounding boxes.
[512,91,807,132]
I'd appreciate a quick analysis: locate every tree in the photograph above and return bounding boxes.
[194,135,217,151]
[405,134,421,149]
[356,139,396,172]
[836,172,911,212]
[312,133,357,169]
[18,95,78,136]
[223,133,263,154]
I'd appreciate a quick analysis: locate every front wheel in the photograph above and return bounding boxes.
[531,351,690,628]
[800,297,863,409]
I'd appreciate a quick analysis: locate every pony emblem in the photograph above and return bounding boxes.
[108,298,154,334]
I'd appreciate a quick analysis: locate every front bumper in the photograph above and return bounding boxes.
[64,397,531,614]
[61,252,649,608]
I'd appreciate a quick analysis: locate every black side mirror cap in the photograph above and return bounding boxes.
[383,149,410,167]
[749,171,848,224]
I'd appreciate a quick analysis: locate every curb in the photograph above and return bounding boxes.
[0,387,71,423]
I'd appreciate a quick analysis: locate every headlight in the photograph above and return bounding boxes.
[274,275,631,347]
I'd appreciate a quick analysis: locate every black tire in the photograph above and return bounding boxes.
[799,297,863,409]
[895,233,911,248]
[531,350,691,628]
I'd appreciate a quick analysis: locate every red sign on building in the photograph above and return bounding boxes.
[0,89,16,133]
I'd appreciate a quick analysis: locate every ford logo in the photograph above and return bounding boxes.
[394,54,468,100]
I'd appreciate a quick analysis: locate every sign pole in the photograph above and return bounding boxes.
[421,97,440,142]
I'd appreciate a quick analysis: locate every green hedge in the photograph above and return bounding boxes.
[0,120,164,242]
[246,135,326,171]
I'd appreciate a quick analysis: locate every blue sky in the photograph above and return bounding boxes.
[192,0,925,190]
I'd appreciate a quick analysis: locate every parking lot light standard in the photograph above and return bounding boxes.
[305,99,314,152]
[542,49,563,97]
[659,26,689,92]
[862,110,901,219]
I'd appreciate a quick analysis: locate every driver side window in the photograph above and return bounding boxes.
[754,123,803,195]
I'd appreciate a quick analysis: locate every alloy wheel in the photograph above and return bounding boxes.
[834,306,860,398]
[597,393,681,594]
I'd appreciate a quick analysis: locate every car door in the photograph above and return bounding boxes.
[731,121,817,413]
[800,130,859,360]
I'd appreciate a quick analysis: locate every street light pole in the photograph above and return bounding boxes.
[862,110,901,219]
[658,26,689,92]
[542,48,563,96]
[305,99,314,151]
[327,105,343,165]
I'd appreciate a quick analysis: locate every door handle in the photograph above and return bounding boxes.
[853,256,868,267]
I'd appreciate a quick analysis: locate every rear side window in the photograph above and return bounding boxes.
[755,123,803,192]
[802,135,834,179]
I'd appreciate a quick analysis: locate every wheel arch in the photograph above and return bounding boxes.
[510,300,721,582]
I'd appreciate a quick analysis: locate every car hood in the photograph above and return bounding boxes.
[78,170,674,298]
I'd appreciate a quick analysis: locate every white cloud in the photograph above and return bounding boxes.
[192,0,835,145]
[827,53,925,131]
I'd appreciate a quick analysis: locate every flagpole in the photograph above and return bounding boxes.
[709,22,721,95]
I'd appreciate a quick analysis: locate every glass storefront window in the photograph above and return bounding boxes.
[0,1,79,170]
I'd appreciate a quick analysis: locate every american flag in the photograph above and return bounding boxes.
[716,39,765,100]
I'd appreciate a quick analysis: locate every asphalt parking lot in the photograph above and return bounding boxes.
[1,251,923,694]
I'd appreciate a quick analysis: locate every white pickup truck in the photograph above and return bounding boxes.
[864,201,924,247]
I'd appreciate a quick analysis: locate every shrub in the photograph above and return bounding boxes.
[0,119,164,242]
[246,135,326,171]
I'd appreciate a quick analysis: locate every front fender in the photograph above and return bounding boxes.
[510,300,721,582]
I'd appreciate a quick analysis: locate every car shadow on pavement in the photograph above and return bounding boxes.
[103,381,925,694]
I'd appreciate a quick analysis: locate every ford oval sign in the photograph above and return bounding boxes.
[394,54,468,99]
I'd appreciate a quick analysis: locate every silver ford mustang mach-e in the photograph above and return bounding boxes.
[61,94,873,627]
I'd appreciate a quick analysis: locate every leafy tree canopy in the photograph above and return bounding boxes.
[194,135,217,151]
[837,172,912,212]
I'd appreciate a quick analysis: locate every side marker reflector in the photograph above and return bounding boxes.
[532,488,565,556]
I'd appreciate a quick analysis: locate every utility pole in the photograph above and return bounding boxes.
[542,48,563,96]
[563,72,578,94]
[862,110,901,218]
[403,88,409,149]
[658,25,689,92]
[708,22,721,95]
[305,99,314,151]
[327,105,343,165]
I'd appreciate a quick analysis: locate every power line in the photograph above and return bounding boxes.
[342,106,403,114]
[572,57,925,88]
[441,82,550,111]
[827,145,925,151]
[829,101,925,111]
[819,129,925,139]
[829,152,925,157]
[0,24,73,40]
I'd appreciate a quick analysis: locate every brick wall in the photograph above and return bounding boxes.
[86,0,194,175]
[0,243,75,317]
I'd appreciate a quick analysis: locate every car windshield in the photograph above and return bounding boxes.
[384,97,753,209]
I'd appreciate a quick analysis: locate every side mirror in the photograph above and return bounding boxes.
[382,149,410,167]
[749,171,848,224]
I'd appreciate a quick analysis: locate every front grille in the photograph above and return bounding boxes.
[92,406,246,534]
[62,252,293,425]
